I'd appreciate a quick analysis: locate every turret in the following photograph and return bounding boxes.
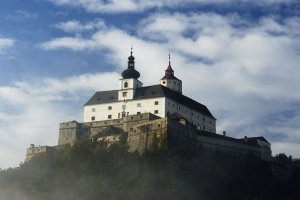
[160,55,182,93]
[118,48,143,101]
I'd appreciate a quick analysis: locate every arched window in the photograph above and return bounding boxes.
[124,82,128,88]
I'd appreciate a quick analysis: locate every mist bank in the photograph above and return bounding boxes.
[0,140,300,200]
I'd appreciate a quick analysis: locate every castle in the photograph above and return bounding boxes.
[25,50,272,162]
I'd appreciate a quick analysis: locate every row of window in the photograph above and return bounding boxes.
[91,101,160,112]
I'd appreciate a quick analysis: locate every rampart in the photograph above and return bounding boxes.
[26,112,272,162]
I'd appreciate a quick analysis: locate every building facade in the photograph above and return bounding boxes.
[84,50,216,133]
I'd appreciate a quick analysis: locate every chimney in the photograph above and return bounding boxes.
[223,131,226,136]
[30,144,35,148]
[244,136,248,143]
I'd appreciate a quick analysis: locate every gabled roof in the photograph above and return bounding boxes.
[84,84,215,119]
[85,90,119,105]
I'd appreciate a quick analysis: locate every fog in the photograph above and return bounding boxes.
[0,140,299,200]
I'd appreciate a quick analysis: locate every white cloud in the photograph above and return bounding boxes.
[48,0,296,13]
[36,12,300,159]
[7,10,38,21]
[0,72,119,169]
[0,38,15,53]
[54,19,106,33]
[38,37,98,51]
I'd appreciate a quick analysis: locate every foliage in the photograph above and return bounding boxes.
[0,141,299,200]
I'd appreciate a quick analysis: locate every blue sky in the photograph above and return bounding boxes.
[0,0,299,168]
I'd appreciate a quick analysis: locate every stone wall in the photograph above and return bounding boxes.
[127,118,167,154]
[25,145,56,162]
[57,112,271,161]
[58,113,159,146]
[58,121,89,146]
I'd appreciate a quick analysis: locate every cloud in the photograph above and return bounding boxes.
[38,37,98,51]
[0,72,119,169]
[0,38,15,53]
[6,10,38,21]
[48,0,297,13]
[54,19,106,33]
[36,12,300,159]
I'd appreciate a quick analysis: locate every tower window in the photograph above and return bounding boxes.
[108,106,112,110]
[154,110,159,114]
[124,82,128,88]
[122,92,127,97]
[154,101,159,105]
[108,115,112,119]
[91,116,95,121]
[162,81,166,84]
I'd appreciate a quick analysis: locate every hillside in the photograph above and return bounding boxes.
[0,139,299,200]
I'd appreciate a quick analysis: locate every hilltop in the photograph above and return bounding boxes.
[1,139,300,200]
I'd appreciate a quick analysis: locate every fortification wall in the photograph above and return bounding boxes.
[25,145,56,162]
[58,113,159,146]
[127,118,167,154]
[166,117,269,160]
[58,121,90,146]
[196,135,261,157]
[86,118,123,138]
[57,113,270,161]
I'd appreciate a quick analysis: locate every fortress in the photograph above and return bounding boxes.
[25,50,272,162]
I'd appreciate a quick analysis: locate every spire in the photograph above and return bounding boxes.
[165,54,174,75]
[121,47,140,79]
[161,54,181,81]
[128,47,135,68]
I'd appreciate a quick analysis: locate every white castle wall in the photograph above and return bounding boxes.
[84,97,166,122]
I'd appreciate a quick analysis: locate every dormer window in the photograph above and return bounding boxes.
[124,82,128,88]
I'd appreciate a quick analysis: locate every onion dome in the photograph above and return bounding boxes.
[121,48,140,79]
